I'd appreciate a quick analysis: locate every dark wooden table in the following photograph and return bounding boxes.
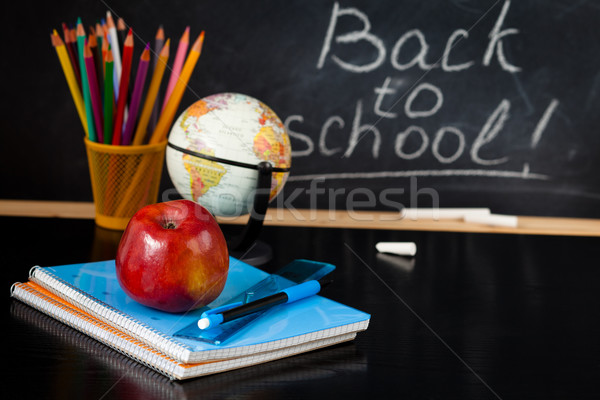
[4,216,600,399]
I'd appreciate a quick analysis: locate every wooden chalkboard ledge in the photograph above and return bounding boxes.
[1,199,600,237]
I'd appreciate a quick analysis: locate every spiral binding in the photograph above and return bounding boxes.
[11,283,181,379]
[30,267,193,363]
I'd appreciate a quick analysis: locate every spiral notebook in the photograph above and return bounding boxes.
[11,281,358,380]
[10,258,370,373]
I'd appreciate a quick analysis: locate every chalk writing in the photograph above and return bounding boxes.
[288,0,560,182]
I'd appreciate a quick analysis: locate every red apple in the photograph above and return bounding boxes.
[115,200,229,313]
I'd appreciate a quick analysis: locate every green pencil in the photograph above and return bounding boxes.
[76,18,97,142]
[104,48,114,144]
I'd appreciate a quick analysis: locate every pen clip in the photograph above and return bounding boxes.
[200,301,243,318]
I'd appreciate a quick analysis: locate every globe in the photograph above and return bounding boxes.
[166,93,292,217]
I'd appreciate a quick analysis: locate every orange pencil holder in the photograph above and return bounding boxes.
[84,138,167,230]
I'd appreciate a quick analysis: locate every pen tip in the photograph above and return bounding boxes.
[198,318,210,330]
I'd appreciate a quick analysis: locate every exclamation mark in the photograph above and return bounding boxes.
[530,99,560,148]
[523,99,559,178]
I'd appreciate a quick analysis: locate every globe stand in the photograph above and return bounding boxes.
[227,161,273,266]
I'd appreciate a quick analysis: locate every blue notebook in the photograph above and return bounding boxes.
[22,258,370,364]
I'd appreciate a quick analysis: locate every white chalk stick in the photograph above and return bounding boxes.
[375,242,417,256]
[401,208,491,220]
[464,213,518,228]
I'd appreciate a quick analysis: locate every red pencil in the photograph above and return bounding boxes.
[69,26,78,56]
[112,28,134,145]
[84,41,104,142]
[62,22,81,88]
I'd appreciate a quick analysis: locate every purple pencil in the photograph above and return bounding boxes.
[84,41,104,143]
[122,44,151,145]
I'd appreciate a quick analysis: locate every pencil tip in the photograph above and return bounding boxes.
[192,31,205,51]
[125,31,134,46]
[160,39,170,56]
[142,44,151,60]
[181,26,190,40]
[156,25,165,39]
[84,42,92,57]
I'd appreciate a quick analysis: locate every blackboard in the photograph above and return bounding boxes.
[3,0,600,218]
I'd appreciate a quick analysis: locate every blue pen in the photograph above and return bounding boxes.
[198,278,331,330]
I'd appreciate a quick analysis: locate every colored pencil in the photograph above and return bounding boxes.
[101,18,108,43]
[87,31,103,93]
[62,22,81,88]
[151,31,204,144]
[116,17,134,110]
[101,32,109,77]
[111,29,134,145]
[132,39,170,145]
[63,23,78,58]
[69,26,78,60]
[76,18,97,142]
[95,21,103,46]
[117,17,127,50]
[149,25,164,132]
[106,11,122,99]
[161,26,189,111]
[84,41,104,143]
[51,30,87,136]
[95,22,104,77]
[122,44,151,145]
[103,49,114,144]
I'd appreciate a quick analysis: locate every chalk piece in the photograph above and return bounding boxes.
[375,242,417,256]
[401,208,491,220]
[464,213,518,228]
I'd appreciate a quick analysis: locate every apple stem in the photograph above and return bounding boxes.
[164,221,177,229]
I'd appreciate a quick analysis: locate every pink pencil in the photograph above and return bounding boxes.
[161,26,189,111]
[122,44,151,145]
[84,40,104,142]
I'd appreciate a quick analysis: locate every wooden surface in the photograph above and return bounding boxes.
[2,199,600,236]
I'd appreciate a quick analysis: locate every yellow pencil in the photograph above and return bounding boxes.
[51,29,88,136]
[131,39,170,145]
[149,31,204,144]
